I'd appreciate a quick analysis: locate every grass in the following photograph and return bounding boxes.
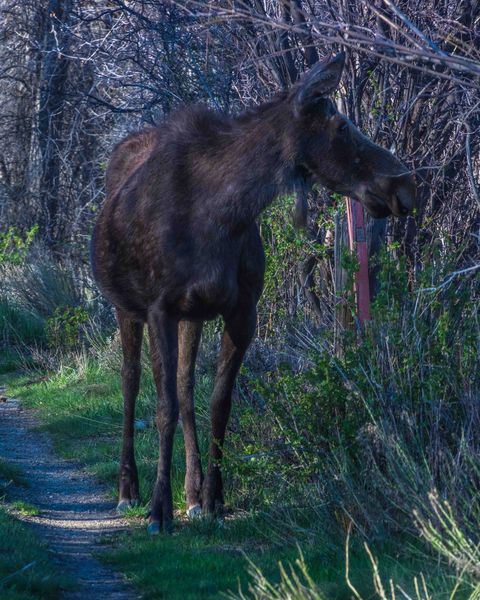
[0,506,68,599]
[103,518,471,599]
[103,515,347,599]
[10,501,39,517]
[0,458,28,492]
[230,546,480,600]
[0,298,44,351]
[1,356,474,599]
[0,347,22,374]
[0,458,69,600]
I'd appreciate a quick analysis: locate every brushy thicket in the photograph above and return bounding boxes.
[0,206,479,598]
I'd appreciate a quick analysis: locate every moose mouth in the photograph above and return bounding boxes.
[317,178,415,219]
[364,191,411,219]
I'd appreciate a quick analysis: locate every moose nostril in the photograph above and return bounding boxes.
[400,206,409,215]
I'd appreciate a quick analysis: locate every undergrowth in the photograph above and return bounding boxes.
[0,225,479,598]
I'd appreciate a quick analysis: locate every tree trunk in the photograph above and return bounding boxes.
[37,0,72,246]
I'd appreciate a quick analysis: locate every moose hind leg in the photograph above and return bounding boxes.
[177,320,204,517]
[148,307,179,534]
[203,305,256,515]
[117,310,144,513]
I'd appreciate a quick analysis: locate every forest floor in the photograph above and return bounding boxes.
[0,386,137,599]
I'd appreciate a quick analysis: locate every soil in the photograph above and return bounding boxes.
[0,392,138,599]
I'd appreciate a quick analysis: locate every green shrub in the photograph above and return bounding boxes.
[1,255,83,320]
[0,225,38,266]
[45,306,89,350]
[258,195,329,334]
[224,239,479,568]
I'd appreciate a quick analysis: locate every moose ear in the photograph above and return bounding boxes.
[292,52,345,117]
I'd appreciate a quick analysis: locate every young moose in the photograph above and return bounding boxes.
[91,53,416,534]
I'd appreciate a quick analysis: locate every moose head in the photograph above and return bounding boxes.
[289,52,416,218]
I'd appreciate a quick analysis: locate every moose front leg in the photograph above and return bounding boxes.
[203,305,256,515]
[147,307,179,534]
[117,310,144,513]
[177,320,204,517]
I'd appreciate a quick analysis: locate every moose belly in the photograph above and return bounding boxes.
[173,274,239,320]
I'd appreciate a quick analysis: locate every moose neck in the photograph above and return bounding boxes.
[215,98,298,232]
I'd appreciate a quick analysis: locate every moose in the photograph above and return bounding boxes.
[91,53,416,534]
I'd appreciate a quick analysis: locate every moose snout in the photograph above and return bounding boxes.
[373,171,416,217]
[363,171,416,218]
[390,173,416,216]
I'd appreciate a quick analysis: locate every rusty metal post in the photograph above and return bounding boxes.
[346,198,371,326]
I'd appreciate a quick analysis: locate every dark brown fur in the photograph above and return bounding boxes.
[91,54,415,531]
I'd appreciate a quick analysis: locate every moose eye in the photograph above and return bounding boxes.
[338,121,348,133]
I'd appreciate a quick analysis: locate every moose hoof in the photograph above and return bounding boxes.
[186,504,202,519]
[116,499,138,515]
[147,521,161,536]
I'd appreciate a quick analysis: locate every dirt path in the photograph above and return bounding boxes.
[0,393,138,599]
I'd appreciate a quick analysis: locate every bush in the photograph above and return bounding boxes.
[45,306,89,350]
[0,225,38,266]
[223,240,479,581]
[0,242,115,362]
